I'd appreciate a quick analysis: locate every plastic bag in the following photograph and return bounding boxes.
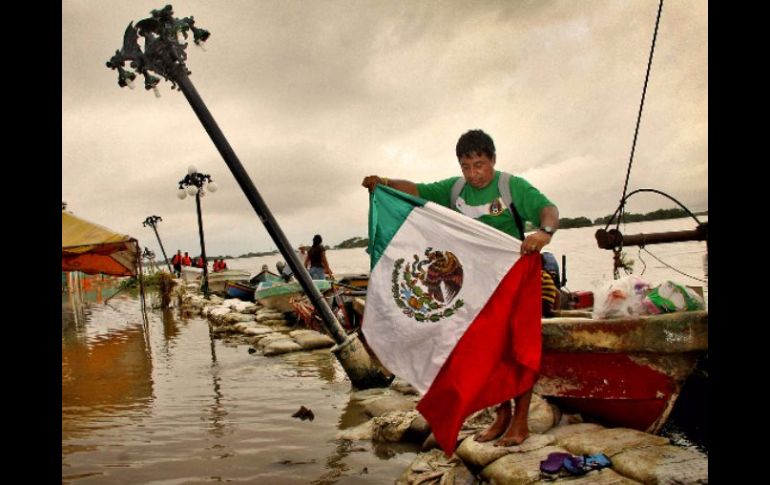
[592,275,652,319]
[642,280,705,314]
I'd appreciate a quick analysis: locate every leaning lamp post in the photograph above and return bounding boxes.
[176,166,216,297]
[142,215,172,273]
[106,5,391,389]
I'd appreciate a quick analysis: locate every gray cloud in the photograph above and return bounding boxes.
[63,0,707,258]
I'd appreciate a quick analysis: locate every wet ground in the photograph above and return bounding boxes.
[62,289,419,484]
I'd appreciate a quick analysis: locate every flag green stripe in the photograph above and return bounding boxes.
[367,185,427,269]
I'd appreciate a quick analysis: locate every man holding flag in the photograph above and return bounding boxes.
[361,129,558,454]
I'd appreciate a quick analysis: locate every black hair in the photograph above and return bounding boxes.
[456,129,496,159]
[312,234,322,246]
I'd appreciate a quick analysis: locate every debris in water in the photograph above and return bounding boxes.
[292,405,315,421]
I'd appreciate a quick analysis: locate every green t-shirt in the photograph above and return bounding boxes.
[416,171,554,240]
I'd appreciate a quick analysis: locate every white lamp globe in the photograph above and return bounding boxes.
[188,165,197,174]
[207,181,218,193]
[177,189,187,200]
[186,185,198,196]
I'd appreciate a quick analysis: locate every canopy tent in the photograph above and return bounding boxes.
[62,211,140,277]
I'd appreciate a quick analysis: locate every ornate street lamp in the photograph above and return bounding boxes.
[142,215,173,273]
[176,166,217,296]
[106,5,391,389]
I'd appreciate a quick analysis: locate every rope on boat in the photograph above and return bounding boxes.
[615,0,664,228]
[603,188,703,232]
[639,247,707,283]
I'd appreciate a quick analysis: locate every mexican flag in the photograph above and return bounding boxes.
[363,185,542,455]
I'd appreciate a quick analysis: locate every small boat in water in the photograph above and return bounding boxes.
[249,268,284,286]
[207,269,251,293]
[255,279,332,313]
[224,280,256,301]
[181,266,203,282]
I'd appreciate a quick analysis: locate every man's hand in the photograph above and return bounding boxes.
[362,175,386,193]
[521,231,552,255]
[361,176,419,196]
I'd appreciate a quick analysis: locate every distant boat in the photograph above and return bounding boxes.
[207,269,251,293]
[181,266,203,282]
[224,280,256,301]
[255,279,332,313]
[249,268,284,286]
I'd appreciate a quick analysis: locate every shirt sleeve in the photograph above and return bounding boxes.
[510,177,555,227]
[416,176,460,208]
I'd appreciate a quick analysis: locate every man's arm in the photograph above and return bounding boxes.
[362,175,419,196]
[521,205,559,255]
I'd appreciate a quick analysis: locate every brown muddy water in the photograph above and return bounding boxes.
[62,287,419,484]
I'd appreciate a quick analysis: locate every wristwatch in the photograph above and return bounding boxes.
[539,226,556,236]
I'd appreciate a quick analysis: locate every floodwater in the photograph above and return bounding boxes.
[62,290,419,484]
[62,216,708,482]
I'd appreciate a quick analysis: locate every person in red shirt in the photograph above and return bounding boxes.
[182,252,192,267]
[171,250,183,277]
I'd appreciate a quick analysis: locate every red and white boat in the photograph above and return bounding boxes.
[536,308,707,433]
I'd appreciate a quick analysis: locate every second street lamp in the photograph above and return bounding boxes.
[177,166,217,296]
[142,215,172,273]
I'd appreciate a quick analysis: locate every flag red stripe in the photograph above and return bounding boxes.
[416,254,542,455]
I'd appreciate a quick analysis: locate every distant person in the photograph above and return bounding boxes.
[219,259,228,271]
[171,249,183,277]
[195,256,205,269]
[305,235,334,280]
[276,260,293,282]
[182,252,192,267]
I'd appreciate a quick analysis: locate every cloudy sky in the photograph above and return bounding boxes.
[62,0,707,259]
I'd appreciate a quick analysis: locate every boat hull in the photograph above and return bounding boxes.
[535,310,708,433]
[352,297,707,433]
[224,281,256,301]
[255,280,332,313]
[207,269,251,293]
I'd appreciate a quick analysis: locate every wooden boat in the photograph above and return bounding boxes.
[249,269,284,285]
[335,273,370,290]
[207,269,251,293]
[181,266,203,282]
[255,279,332,313]
[352,297,706,434]
[224,280,256,301]
[536,309,707,433]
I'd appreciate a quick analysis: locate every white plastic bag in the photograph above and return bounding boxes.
[592,275,652,319]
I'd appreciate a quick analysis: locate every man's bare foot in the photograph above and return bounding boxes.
[494,420,529,447]
[474,404,511,442]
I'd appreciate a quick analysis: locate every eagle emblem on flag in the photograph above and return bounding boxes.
[392,248,465,322]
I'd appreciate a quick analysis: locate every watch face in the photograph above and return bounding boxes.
[542,226,554,235]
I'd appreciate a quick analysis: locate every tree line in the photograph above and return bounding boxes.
[217,208,707,259]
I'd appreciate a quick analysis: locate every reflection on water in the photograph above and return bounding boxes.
[62,282,416,484]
